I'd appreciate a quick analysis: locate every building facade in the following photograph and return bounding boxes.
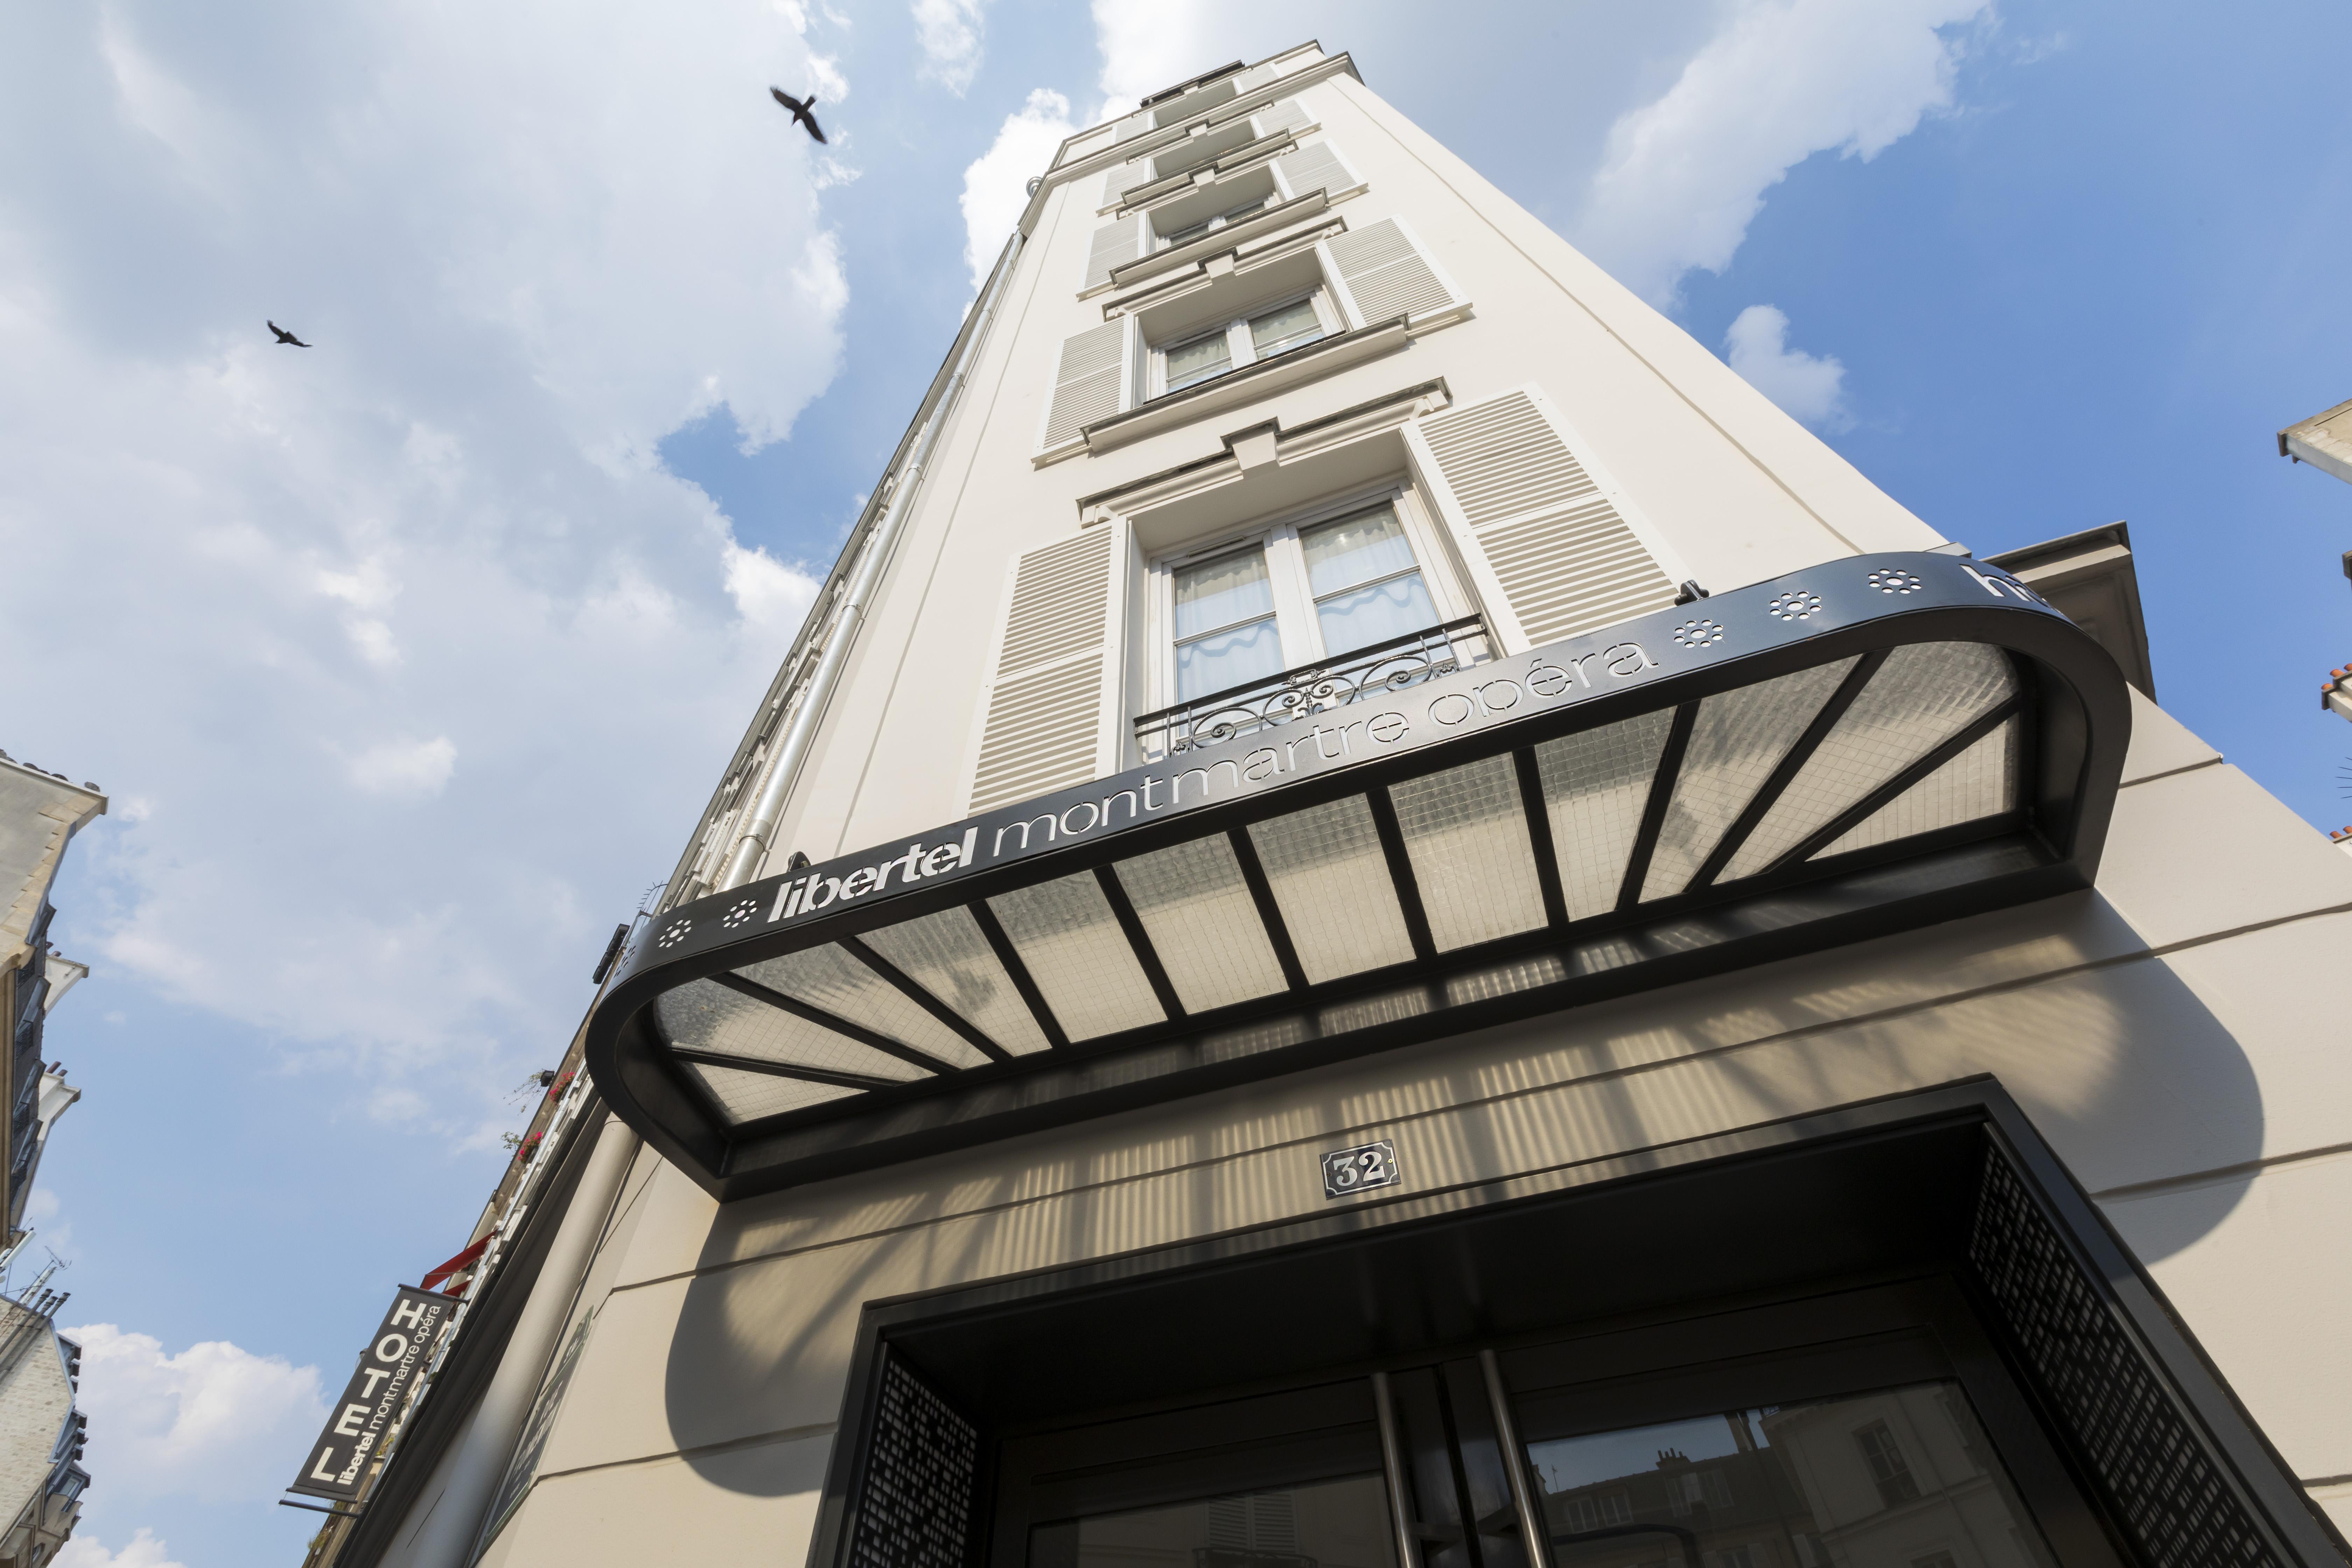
[0,751,102,1566]
[317,45,2352,1568]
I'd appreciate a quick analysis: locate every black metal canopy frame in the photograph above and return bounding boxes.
[589,552,2131,1200]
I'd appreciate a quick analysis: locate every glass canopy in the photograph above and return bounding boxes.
[589,553,2130,1199]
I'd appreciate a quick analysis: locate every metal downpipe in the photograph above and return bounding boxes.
[714,228,1024,892]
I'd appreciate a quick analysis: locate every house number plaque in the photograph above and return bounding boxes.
[1322,1140,1400,1199]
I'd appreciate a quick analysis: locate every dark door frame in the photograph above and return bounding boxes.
[804,1079,2348,1568]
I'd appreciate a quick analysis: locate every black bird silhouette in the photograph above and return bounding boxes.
[267,321,310,347]
[769,87,827,144]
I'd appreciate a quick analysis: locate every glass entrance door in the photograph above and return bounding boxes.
[1524,1386,2058,1568]
[987,1286,2119,1568]
[1000,1381,1406,1568]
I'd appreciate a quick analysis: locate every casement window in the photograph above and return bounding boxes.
[1661,1466,1733,1514]
[1154,495,1460,707]
[1158,194,1269,249]
[1152,291,1335,398]
[1854,1419,1921,1508]
[1101,97,1319,209]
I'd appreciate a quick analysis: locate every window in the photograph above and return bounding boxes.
[1854,1420,1920,1508]
[1152,292,1332,397]
[1159,195,1269,249]
[1156,498,1457,708]
[1662,1466,1732,1514]
[1172,548,1285,701]
[1559,1490,1632,1532]
[1300,502,1435,654]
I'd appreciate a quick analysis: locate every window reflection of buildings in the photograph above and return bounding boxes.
[1068,1477,1396,1568]
[1532,1390,2050,1568]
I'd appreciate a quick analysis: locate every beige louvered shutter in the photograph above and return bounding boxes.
[1037,320,1127,452]
[1273,140,1357,203]
[1102,161,1150,206]
[1255,97,1311,136]
[1231,64,1278,93]
[1083,214,1144,291]
[967,527,1124,814]
[1405,387,1683,652]
[1112,109,1154,143]
[1327,217,1456,328]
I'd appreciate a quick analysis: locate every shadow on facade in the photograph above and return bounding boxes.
[655,888,2264,1493]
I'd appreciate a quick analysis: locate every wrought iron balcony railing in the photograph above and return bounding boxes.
[1132,615,1492,759]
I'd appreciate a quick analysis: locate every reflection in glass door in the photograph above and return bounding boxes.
[1031,1474,1399,1568]
[1523,1384,2058,1568]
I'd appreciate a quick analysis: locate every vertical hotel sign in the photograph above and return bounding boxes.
[287,1287,456,1501]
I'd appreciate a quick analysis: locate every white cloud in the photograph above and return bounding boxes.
[15,1186,72,1266]
[346,737,457,799]
[0,0,851,1103]
[1090,1,1225,119]
[56,1530,189,1568]
[722,540,821,636]
[960,89,1077,291]
[1724,305,1850,430]
[913,0,987,95]
[63,1325,326,1504]
[1577,0,1989,306]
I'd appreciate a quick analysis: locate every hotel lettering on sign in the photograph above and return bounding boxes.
[287,1286,455,1501]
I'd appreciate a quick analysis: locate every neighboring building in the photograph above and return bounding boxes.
[0,1279,86,1568]
[0,752,99,1568]
[2280,398,2352,487]
[311,45,2352,1568]
[1,751,100,1261]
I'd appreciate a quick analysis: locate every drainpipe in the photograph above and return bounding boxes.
[715,227,1027,892]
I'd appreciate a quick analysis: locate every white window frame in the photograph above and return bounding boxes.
[1152,190,1274,252]
[1146,286,1342,401]
[1140,481,1473,712]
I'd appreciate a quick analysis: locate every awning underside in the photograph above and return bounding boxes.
[654,639,2026,1127]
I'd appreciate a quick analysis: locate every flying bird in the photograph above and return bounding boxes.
[769,87,827,144]
[267,321,310,347]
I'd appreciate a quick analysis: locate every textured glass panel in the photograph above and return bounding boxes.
[1248,797,1414,983]
[1639,659,1857,902]
[1174,548,1273,637]
[1300,507,1415,595]
[1114,837,1288,1012]
[1817,715,2019,858]
[1722,643,2018,880]
[1249,298,1324,356]
[1315,573,1437,659]
[1390,755,1546,951]
[862,906,1053,1055]
[682,1062,859,1126]
[988,873,1165,1041]
[653,977,925,1080]
[735,945,990,1069]
[1535,709,1674,920]
[1177,614,1285,700]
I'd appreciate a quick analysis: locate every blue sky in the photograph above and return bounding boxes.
[4,3,2348,1566]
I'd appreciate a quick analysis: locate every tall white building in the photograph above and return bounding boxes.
[315,45,2352,1568]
